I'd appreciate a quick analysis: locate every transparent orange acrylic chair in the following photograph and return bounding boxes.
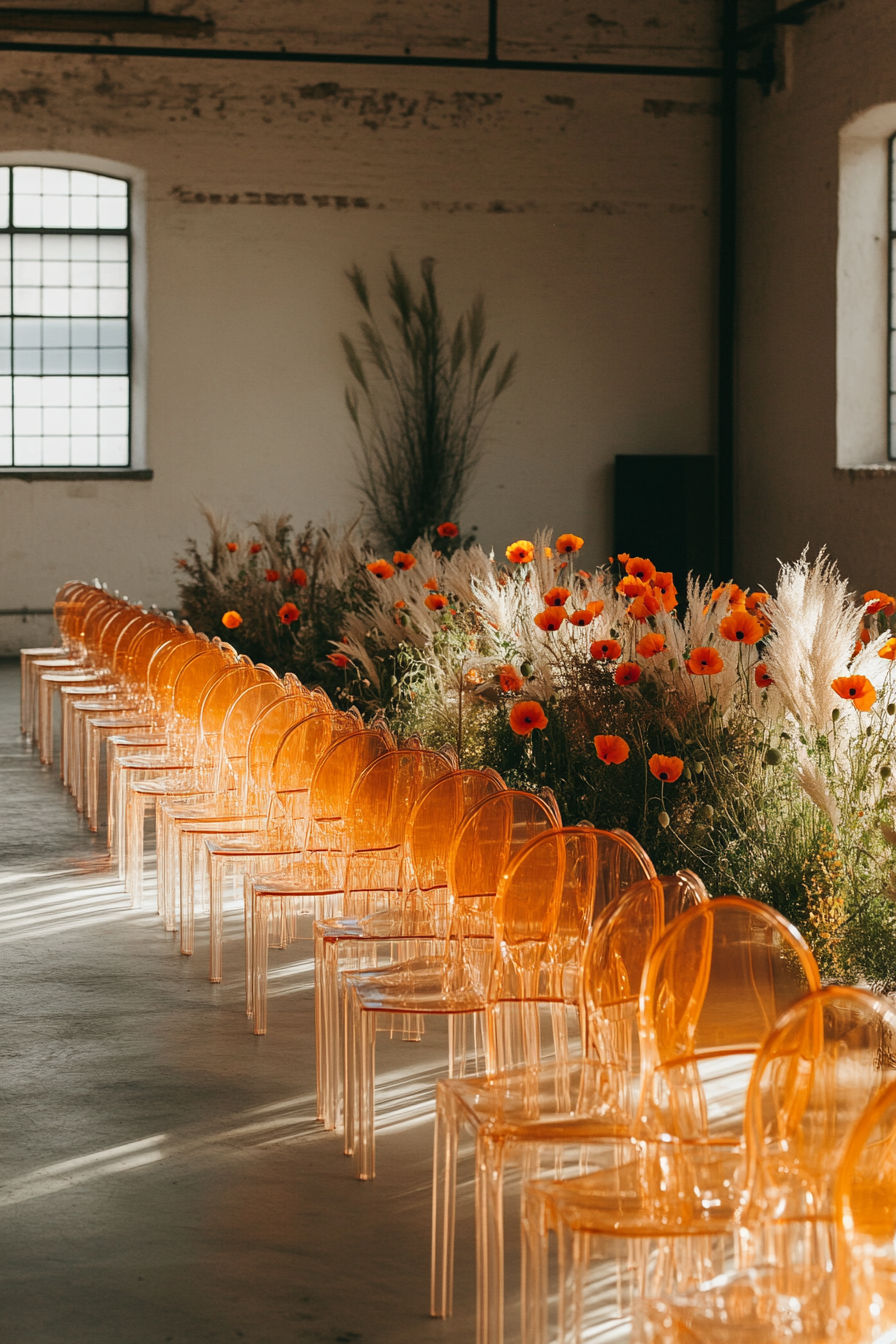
[83,617,180,831]
[836,1075,896,1343]
[165,681,314,958]
[204,718,388,986]
[126,659,281,915]
[120,644,249,904]
[64,607,152,809]
[20,577,84,737]
[249,744,453,1042]
[60,603,144,797]
[432,861,706,1344]
[106,631,211,864]
[343,787,562,1181]
[632,984,896,1344]
[521,895,821,1344]
[153,674,293,941]
[34,590,118,765]
[315,765,503,1131]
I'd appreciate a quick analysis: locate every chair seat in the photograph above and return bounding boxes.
[348,954,488,1015]
[444,1057,636,1140]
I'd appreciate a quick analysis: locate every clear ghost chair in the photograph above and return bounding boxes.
[203,718,388,986]
[433,865,704,1344]
[632,985,896,1344]
[522,895,821,1344]
[314,765,504,1131]
[248,745,453,1040]
[343,788,562,1181]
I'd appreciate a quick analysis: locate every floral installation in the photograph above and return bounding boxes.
[176,510,896,987]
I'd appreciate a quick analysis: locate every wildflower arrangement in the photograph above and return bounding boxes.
[176,511,896,987]
[175,508,366,690]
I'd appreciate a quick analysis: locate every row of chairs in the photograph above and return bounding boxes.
[21,583,896,1344]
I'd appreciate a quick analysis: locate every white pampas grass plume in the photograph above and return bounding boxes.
[795,744,841,831]
[763,549,863,733]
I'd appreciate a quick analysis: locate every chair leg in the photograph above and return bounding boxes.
[476,1134,507,1344]
[208,853,225,983]
[431,1081,460,1320]
[355,998,377,1180]
[244,872,254,1017]
[252,895,271,1035]
[315,927,340,1127]
[521,1187,550,1344]
[125,789,146,907]
[179,830,194,955]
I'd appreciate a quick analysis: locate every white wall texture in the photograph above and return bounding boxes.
[0,0,719,649]
[737,0,896,594]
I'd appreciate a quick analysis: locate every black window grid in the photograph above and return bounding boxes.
[0,167,132,470]
[889,133,896,462]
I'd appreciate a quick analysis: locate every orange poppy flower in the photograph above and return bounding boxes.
[754,663,774,687]
[628,593,661,622]
[831,675,877,711]
[591,638,622,661]
[394,599,406,610]
[879,638,896,661]
[586,599,605,618]
[226,542,238,553]
[652,572,678,611]
[423,577,439,591]
[865,590,896,617]
[506,540,535,564]
[465,668,484,686]
[556,533,584,554]
[649,753,684,783]
[278,602,300,625]
[393,551,417,571]
[291,567,308,587]
[617,576,647,599]
[594,734,630,765]
[706,583,746,612]
[367,559,395,580]
[265,569,280,583]
[534,608,567,632]
[425,593,449,611]
[636,633,666,658]
[718,611,764,645]
[745,590,769,614]
[626,557,656,583]
[614,662,642,687]
[498,664,524,693]
[567,609,594,627]
[858,626,872,647]
[327,652,349,668]
[687,646,724,676]
[437,522,459,539]
[617,553,630,564]
[543,586,571,607]
[509,700,548,735]
[221,611,242,629]
[249,543,263,555]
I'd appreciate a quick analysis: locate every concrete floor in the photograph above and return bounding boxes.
[0,660,488,1344]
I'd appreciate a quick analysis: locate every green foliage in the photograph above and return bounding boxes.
[341,255,517,550]
[175,510,364,695]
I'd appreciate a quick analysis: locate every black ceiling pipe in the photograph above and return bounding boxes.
[717,0,738,579]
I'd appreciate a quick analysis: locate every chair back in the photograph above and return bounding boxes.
[271,711,357,834]
[448,789,559,941]
[638,896,821,1145]
[307,726,395,847]
[348,748,454,854]
[219,680,286,794]
[835,1074,896,1332]
[406,768,505,894]
[245,695,315,799]
[744,986,896,1228]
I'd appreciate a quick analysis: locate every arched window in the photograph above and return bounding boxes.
[0,165,130,468]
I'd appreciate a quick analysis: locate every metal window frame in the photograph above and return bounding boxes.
[0,164,131,470]
[890,132,895,461]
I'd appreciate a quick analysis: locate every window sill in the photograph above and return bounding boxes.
[0,469,153,481]
[834,463,896,479]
